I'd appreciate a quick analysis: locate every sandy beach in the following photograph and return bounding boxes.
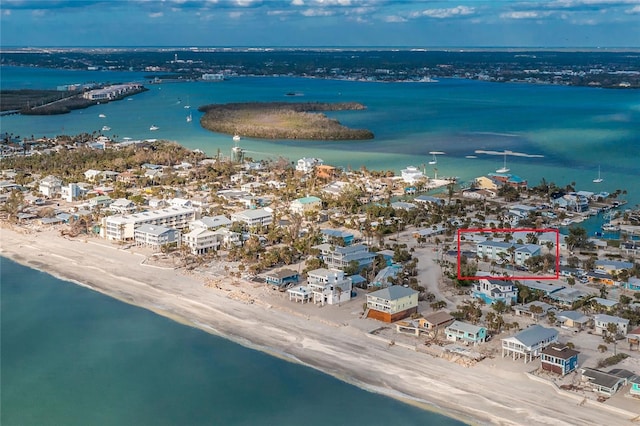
[1,225,637,426]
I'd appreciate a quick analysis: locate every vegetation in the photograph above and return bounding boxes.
[596,353,629,368]
[199,102,374,140]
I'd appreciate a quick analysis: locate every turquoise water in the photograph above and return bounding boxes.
[1,66,638,209]
[1,257,464,425]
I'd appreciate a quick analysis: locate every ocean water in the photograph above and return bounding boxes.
[0,257,464,426]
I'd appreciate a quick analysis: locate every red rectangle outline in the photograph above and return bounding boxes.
[457,228,560,281]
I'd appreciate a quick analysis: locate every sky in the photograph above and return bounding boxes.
[1,0,639,48]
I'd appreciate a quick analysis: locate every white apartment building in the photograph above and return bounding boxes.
[306,268,353,306]
[230,208,273,228]
[182,228,220,255]
[102,206,197,241]
[134,224,179,250]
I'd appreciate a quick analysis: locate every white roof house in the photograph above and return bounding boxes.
[400,166,424,184]
[182,228,220,255]
[593,314,629,336]
[134,224,179,250]
[230,208,273,227]
[189,215,232,231]
[296,157,324,174]
[501,325,558,363]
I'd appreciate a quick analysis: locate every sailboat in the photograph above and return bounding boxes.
[496,151,510,173]
[184,96,191,109]
[593,165,603,183]
[233,135,241,142]
[428,152,437,165]
[186,111,192,122]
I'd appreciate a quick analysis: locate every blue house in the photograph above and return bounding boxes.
[445,321,488,346]
[320,228,355,246]
[472,277,518,305]
[264,269,300,289]
[541,345,579,376]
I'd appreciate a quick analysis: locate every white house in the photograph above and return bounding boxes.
[189,215,232,231]
[290,196,322,215]
[110,198,137,214]
[231,208,273,228]
[593,314,629,336]
[472,277,518,305]
[134,224,179,250]
[182,228,220,254]
[400,166,424,184]
[296,157,324,174]
[102,206,197,241]
[306,268,352,306]
[476,241,541,266]
[39,175,62,198]
[501,325,558,363]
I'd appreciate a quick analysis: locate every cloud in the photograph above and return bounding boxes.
[412,6,475,19]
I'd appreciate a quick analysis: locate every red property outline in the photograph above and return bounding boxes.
[457,228,560,281]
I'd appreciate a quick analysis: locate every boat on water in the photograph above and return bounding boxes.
[593,165,603,183]
[150,125,159,131]
[233,135,241,141]
[602,223,620,232]
[186,112,192,123]
[496,151,510,173]
[101,126,111,132]
[428,151,444,165]
[184,96,191,109]
[98,114,106,118]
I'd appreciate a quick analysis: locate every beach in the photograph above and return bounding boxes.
[2,225,636,426]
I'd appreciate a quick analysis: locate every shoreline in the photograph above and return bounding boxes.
[1,226,635,426]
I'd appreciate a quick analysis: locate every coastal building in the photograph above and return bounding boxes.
[413,195,444,206]
[627,327,640,351]
[39,175,62,198]
[585,270,616,286]
[513,301,555,321]
[110,198,137,214]
[476,241,541,266]
[445,321,488,346]
[83,83,144,101]
[474,176,499,191]
[369,265,401,289]
[556,311,592,331]
[594,260,634,275]
[580,368,635,396]
[264,269,300,290]
[296,157,324,174]
[230,208,273,228]
[189,215,232,231]
[366,285,419,323]
[540,345,579,376]
[421,311,455,331]
[290,196,322,215]
[472,277,518,305]
[593,314,629,336]
[313,243,375,271]
[211,228,241,248]
[101,206,197,241]
[487,173,528,190]
[501,325,558,363]
[306,268,352,306]
[320,228,355,246]
[134,224,179,250]
[287,285,312,304]
[400,166,425,184]
[87,195,113,209]
[630,376,640,397]
[462,188,496,199]
[181,228,220,255]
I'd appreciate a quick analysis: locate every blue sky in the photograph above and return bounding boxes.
[1,0,639,47]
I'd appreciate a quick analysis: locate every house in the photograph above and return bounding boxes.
[39,175,62,197]
[264,269,300,290]
[287,285,313,303]
[134,224,179,250]
[487,173,528,190]
[320,228,355,246]
[231,208,273,228]
[581,368,635,396]
[181,228,220,254]
[540,345,579,376]
[627,327,640,351]
[595,260,634,275]
[501,325,558,363]
[623,277,640,291]
[400,166,424,184]
[109,198,136,214]
[556,311,592,331]
[87,195,113,209]
[585,270,616,286]
[630,375,640,397]
[290,196,322,215]
[414,195,444,206]
[366,285,419,323]
[189,215,232,231]
[462,188,497,199]
[513,301,555,321]
[313,243,375,271]
[306,268,352,306]
[472,277,518,305]
[296,157,323,174]
[593,314,629,336]
[445,321,488,346]
[211,228,241,248]
[421,311,455,330]
[476,241,541,266]
[591,297,619,311]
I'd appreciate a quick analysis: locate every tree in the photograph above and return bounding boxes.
[605,322,620,355]
[566,226,588,251]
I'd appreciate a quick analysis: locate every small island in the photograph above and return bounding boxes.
[198,101,374,140]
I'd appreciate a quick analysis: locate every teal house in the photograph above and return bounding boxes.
[445,320,488,346]
[631,376,640,397]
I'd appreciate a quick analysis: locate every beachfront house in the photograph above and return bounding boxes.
[287,285,313,304]
[556,311,592,331]
[181,228,220,255]
[395,311,454,337]
[540,345,580,376]
[514,301,555,321]
[366,285,418,323]
[313,243,375,272]
[445,321,488,346]
[39,175,62,198]
[593,314,629,337]
[264,269,300,290]
[501,325,558,363]
[110,198,137,214]
[580,368,635,396]
[189,215,232,231]
[306,268,352,306]
[472,277,518,305]
[134,224,179,251]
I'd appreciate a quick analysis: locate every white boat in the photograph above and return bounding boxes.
[101,126,111,132]
[98,114,106,118]
[593,165,603,183]
[602,223,620,232]
[428,153,437,165]
[150,125,159,131]
[233,135,241,141]
[496,151,510,173]
[184,96,191,109]
[186,113,192,123]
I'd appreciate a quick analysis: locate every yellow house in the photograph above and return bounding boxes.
[475,176,498,191]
